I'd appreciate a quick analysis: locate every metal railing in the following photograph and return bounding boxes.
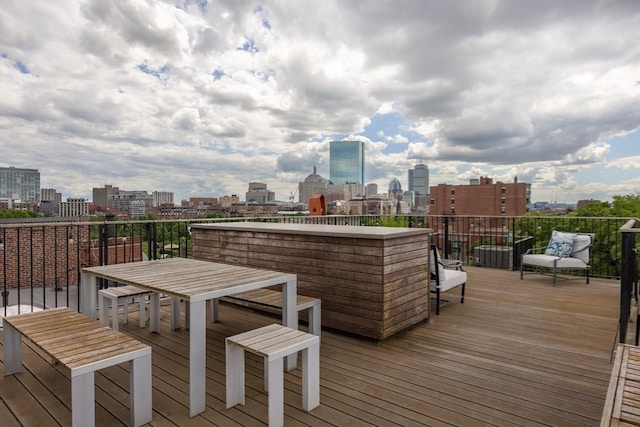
[619,219,639,344]
[1,214,638,317]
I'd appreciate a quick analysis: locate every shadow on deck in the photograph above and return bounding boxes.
[0,266,620,426]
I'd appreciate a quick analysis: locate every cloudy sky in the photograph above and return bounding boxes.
[1,0,638,205]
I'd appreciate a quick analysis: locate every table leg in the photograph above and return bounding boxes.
[80,272,98,320]
[189,299,206,417]
[130,352,153,426]
[283,278,298,371]
[3,323,22,376]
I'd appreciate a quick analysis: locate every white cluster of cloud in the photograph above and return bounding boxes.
[0,0,638,204]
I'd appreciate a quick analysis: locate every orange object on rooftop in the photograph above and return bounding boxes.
[308,194,326,216]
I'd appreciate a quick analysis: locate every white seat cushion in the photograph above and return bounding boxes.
[431,269,466,292]
[523,254,587,269]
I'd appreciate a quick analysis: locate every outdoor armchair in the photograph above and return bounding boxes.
[520,231,595,286]
[430,245,466,315]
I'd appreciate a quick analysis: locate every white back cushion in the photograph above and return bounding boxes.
[571,234,592,263]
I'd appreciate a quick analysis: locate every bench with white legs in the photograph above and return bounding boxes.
[99,285,153,331]
[226,323,320,427]
[215,289,322,336]
[2,307,152,427]
[174,290,322,337]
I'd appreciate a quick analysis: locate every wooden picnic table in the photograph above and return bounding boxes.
[81,258,297,418]
[601,343,640,426]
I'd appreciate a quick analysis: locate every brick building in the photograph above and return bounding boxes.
[430,176,530,217]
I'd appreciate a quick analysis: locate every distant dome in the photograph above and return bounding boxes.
[389,178,402,191]
[304,166,326,184]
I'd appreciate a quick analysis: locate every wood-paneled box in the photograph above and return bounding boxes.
[191,222,431,340]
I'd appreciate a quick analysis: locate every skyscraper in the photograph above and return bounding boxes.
[329,140,365,184]
[408,163,429,210]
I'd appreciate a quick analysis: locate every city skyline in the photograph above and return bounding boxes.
[1,1,638,204]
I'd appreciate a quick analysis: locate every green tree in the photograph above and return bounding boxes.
[611,195,640,218]
[0,209,40,219]
[574,201,611,217]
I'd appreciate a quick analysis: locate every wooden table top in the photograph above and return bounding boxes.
[602,344,640,426]
[82,258,296,302]
[191,221,432,239]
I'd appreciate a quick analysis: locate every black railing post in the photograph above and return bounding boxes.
[620,227,635,343]
[98,223,107,289]
[443,215,450,259]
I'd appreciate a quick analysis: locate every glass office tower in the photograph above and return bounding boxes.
[329,140,365,184]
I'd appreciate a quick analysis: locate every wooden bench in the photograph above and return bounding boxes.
[226,324,320,427]
[2,307,152,427]
[214,289,321,336]
[99,285,153,331]
[601,343,640,426]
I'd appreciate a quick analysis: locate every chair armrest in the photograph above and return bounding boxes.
[439,259,464,271]
[524,246,547,255]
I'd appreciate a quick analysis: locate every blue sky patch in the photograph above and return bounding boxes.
[138,63,169,85]
[2,54,31,74]
[15,60,30,74]
[178,0,207,14]
[212,68,225,81]
[238,39,259,53]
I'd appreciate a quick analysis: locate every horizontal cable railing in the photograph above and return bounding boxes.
[1,214,638,316]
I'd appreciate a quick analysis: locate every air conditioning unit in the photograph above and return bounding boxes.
[473,245,514,270]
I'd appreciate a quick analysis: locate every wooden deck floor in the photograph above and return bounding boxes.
[0,267,620,426]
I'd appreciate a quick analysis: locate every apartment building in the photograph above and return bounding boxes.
[430,176,531,216]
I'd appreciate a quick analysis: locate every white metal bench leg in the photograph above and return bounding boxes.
[98,293,107,325]
[302,343,320,411]
[103,295,119,331]
[123,297,129,325]
[3,322,22,375]
[138,296,146,328]
[267,357,285,427]
[99,292,148,331]
[225,341,245,407]
[170,297,191,330]
[130,353,153,427]
[170,296,181,330]
[309,304,321,336]
[149,293,160,333]
[71,372,95,427]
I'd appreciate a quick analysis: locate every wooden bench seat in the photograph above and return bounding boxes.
[226,324,320,426]
[99,285,154,331]
[215,289,321,336]
[2,307,152,427]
